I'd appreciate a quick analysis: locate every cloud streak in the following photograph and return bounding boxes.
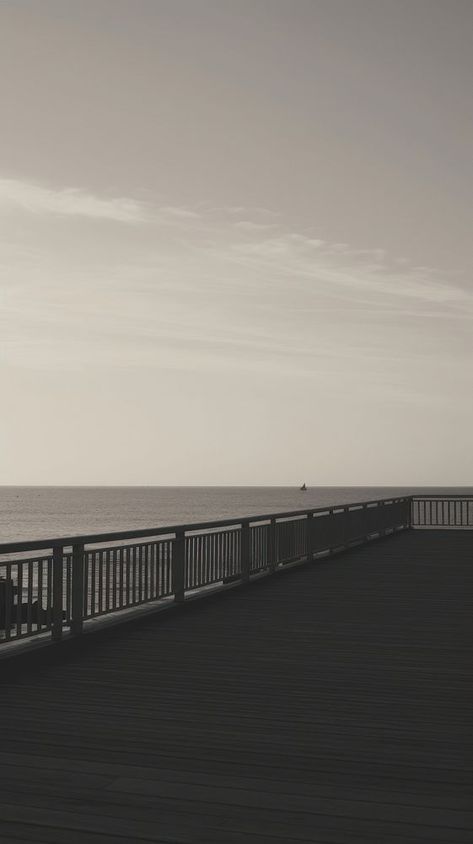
[0,177,149,223]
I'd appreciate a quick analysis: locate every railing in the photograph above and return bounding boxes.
[411,495,473,528]
[0,497,411,647]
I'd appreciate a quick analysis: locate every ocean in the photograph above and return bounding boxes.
[1,486,471,543]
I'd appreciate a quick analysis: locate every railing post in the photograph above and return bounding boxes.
[52,544,64,642]
[407,497,413,529]
[268,518,276,572]
[241,521,251,582]
[342,506,349,546]
[306,512,314,561]
[173,530,186,602]
[3,569,13,640]
[71,543,85,635]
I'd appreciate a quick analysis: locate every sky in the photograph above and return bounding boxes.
[0,0,472,485]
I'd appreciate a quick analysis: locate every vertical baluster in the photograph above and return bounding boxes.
[184,536,189,590]
[124,547,129,605]
[167,540,172,594]
[133,545,138,604]
[127,547,136,605]
[83,549,89,617]
[188,536,193,588]
[138,546,143,602]
[225,531,230,578]
[156,544,161,596]
[190,537,194,588]
[132,545,136,604]
[212,532,217,582]
[16,562,23,638]
[126,547,132,605]
[27,560,33,633]
[4,563,12,641]
[204,534,209,583]
[241,521,250,582]
[163,541,167,595]
[117,548,123,608]
[127,547,132,605]
[144,544,149,601]
[90,550,96,616]
[65,555,71,622]
[215,531,222,582]
[167,540,171,592]
[173,530,185,602]
[232,530,236,576]
[198,534,203,585]
[46,557,53,629]
[104,550,110,612]
[151,543,156,598]
[37,559,43,630]
[97,550,103,614]
[112,549,117,609]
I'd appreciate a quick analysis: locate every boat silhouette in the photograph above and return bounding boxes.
[300,483,307,491]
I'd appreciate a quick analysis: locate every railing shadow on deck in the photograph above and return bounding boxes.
[0,494,471,654]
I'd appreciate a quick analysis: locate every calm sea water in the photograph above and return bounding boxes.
[1,486,471,543]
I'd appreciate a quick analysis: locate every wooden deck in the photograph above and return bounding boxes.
[1,529,472,843]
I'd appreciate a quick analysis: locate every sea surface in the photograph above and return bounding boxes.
[0,486,471,544]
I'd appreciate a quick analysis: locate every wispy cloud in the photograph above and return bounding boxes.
[0,177,149,223]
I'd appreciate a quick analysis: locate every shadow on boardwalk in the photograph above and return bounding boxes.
[1,530,472,843]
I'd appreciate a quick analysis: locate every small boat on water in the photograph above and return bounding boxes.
[300,482,307,491]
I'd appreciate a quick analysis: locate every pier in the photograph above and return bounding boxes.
[1,496,473,842]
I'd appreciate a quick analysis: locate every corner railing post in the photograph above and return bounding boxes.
[52,544,64,642]
[173,530,186,602]
[306,512,314,562]
[71,543,85,635]
[241,521,251,582]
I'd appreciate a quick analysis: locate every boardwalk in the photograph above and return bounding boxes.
[1,529,473,843]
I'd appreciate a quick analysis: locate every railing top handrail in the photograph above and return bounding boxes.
[0,496,411,555]
[411,494,473,499]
